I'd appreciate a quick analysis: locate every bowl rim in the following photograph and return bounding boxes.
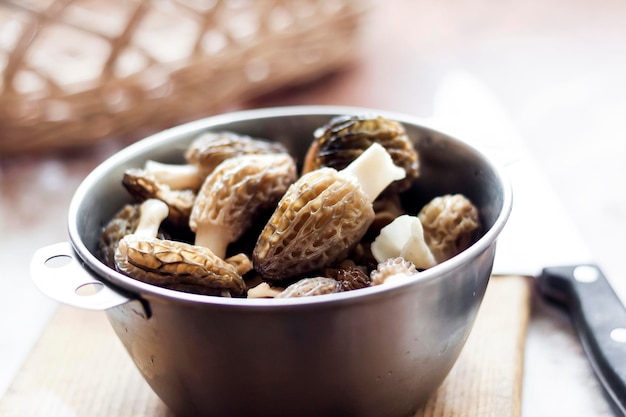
[67,105,513,308]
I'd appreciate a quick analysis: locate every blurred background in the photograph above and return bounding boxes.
[1,0,625,415]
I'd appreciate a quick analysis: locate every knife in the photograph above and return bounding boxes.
[431,71,626,415]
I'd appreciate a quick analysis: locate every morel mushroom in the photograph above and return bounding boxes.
[99,204,142,269]
[371,214,437,270]
[189,153,297,259]
[99,202,176,269]
[371,257,418,286]
[323,263,371,292]
[302,114,419,191]
[185,131,289,178]
[254,142,406,281]
[122,168,196,228]
[137,131,289,192]
[276,277,340,298]
[418,193,481,263]
[114,199,246,296]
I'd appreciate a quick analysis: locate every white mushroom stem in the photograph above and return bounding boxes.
[371,214,437,269]
[133,199,169,239]
[194,223,231,260]
[341,142,406,203]
[144,160,203,190]
[247,282,284,298]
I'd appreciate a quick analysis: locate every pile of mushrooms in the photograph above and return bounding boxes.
[100,115,482,298]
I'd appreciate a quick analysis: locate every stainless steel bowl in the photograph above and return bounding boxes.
[31,106,512,417]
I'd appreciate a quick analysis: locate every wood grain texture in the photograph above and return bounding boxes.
[0,276,530,417]
[416,276,531,417]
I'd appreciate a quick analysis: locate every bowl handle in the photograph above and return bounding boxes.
[30,242,132,311]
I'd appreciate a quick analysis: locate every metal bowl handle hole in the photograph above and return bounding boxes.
[44,254,72,269]
[75,282,104,296]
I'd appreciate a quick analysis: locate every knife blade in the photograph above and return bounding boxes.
[431,71,626,415]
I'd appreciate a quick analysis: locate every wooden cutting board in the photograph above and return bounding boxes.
[0,276,531,417]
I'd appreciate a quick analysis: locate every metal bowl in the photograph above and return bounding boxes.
[31,106,512,417]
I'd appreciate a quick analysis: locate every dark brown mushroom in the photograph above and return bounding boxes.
[303,114,419,192]
[323,262,371,291]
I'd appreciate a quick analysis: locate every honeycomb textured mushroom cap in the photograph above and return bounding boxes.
[122,168,195,228]
[276,277,340,298]
[99,204,141,269]
[418,193,481,263]
[111,199,246,296]
[323,264,371,291]
[371,257,418,286]
[115,237,246,296]
[185,131,289,177]
[303,114,419,191]
[253,167,375,281]
[189,152,297,258]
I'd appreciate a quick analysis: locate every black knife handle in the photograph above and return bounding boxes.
[539,265,626,416]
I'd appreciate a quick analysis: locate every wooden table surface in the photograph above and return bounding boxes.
[2,0,625,416]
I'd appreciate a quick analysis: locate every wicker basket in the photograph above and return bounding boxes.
[0,0,366,156]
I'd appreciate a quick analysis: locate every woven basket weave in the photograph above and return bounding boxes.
[0,0,366,156]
